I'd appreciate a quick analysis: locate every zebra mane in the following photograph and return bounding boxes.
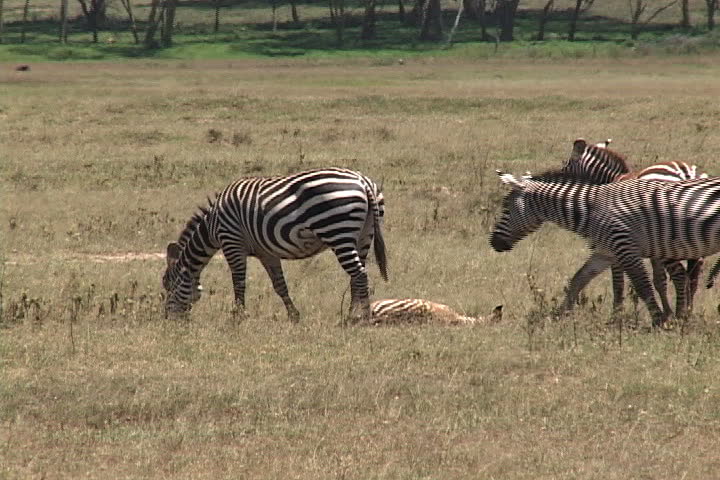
[596,145,632,174]
[530,168,601,185]
[176,195,217,248]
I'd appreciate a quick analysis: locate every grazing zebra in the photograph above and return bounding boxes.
[370,299,503,326]
[490,169,720,328]
[562,138,707,316]
[162,167,388,322]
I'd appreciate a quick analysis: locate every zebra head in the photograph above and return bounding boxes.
[490,170,543,253]
[562,138,630,184]
[162,242,203,314]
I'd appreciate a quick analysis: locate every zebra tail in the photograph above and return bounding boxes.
[368,187,388,282]
[374,219,388,282]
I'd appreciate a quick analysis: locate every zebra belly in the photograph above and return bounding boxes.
[275,227,327,259]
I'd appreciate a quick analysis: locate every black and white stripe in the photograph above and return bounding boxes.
[562,138,706,316]
[490,170,720,327]
[163,167,388,321]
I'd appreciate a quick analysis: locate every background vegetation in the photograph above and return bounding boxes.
[2,54,720,478]
[0,0,718,61]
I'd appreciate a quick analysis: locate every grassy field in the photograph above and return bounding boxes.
[3,54,720,478]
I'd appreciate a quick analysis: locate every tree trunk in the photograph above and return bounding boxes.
[59,0,69,43]
[680,0,690,29]
[290,0,299,23]
[119,0,139,44]
[0,0,4,44]
[707,0,718,30]
[144,0,162,47]
[161,0,177,47]
[328,0,345,46]
[629,0,678,40]
[361,0,377,39]
[568,0,582,41]
[446,0,464,45]
[419,0,442,40]
[398,0,405,22]
[496,0,520,42]
[271,0,277,32]
[21,0,30,43]
[537,0,554,40]
[477,0,488,40]
[214,0,220,32]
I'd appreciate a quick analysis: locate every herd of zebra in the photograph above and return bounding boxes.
[162,138,720,328]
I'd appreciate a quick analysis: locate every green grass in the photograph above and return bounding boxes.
[1,0,720,62]
[2,55,720,478]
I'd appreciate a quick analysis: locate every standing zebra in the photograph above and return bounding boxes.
[490,169,720,328]
[162,168,388,322]
[562,138,707,316]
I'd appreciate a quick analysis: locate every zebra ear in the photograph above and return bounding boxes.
[166,242,181,267]
[496,170,526,190]
[595,138,612,148]
[571,138,588,161]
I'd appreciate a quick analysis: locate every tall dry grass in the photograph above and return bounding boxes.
[2,56,720,479]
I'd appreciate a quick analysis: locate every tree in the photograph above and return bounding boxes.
[77,0,107,43]
[496,0,520,42]
[568,0,594,41]
[144,0,177,48]
[680,0,690,29]
[446,0,464,45]
[289,0,300,24]
[21,0,31,43]
[328,0,346,45]
[119,0,139,43]
[536,0,554,41]
[705,0,719,30]
[627,0,678,40]
[0,0,4,44]
[160,0,177,47]
[59,0,69,43]
[419,0,443,40]
[361,0,377,39]
[464,0,490,41]
[145,0,162,47]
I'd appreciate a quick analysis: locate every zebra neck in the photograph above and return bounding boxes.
[531,182,595,236]
[176,214,219,276]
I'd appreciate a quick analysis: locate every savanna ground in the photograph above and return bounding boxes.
[2,54,720,478]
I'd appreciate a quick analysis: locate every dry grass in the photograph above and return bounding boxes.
[2,55,720,479]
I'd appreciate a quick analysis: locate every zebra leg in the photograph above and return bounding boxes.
[329,246,371,323]
[662,260,687,318]
[223,248,249,318]
[258,256,300,323]
[561,252,614,313]
[686,258,703,311]
[617,255,667,328]
[652,259,674,316]
[706,257,720,289]
[610,264,625,312]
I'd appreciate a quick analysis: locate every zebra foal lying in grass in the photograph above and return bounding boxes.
[370,299,503,326]
[490,169,720,328]
[562,138,707,317]
[162,167,388,322]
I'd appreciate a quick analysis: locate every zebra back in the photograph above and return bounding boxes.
[563,138,632,184]
[618,161,708,182]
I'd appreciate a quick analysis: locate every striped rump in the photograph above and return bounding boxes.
[370,299,503,326]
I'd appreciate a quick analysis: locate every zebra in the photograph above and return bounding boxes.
[562,138,707,316]
[489,169,720,328]
[370,299,503,326]
[162,167,388,322]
